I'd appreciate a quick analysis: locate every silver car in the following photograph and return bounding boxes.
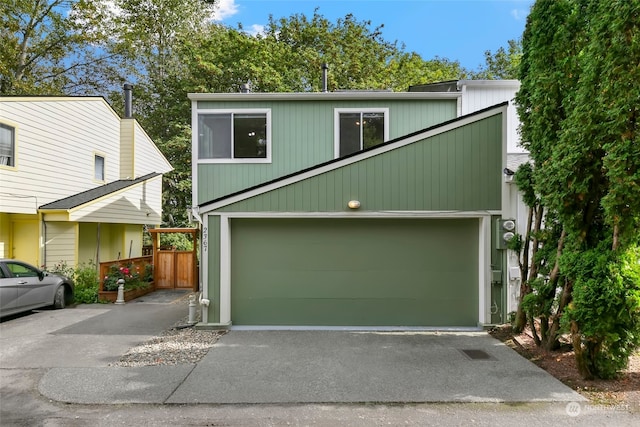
[0,259,74,318]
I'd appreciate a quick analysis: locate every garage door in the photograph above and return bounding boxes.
[231,218,479,326]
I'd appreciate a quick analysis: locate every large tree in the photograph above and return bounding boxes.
[516,0,640,379]
[0,0,123,94]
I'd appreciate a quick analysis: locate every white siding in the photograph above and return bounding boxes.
[459,81,525,154]
[131,120,173,176]
[0,98,122,214]
[70,176,163,224]
[45,222,77,266]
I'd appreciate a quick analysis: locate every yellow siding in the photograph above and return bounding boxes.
[123,224,143,258]
[98,223,125,262]
[45,222,77,267]
[0,213,9,257]
[78,223,99,266]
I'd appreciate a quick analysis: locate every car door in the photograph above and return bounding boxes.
[0,264,19,314]
[5,262,51,310]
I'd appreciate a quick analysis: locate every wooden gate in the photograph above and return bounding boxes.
[149,228,198,291]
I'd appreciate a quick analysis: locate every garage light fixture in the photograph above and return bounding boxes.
[347,200,361,209]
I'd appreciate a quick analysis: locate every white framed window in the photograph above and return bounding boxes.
[94,154,105,181]
[0,123,15,167]
[197,109,271,163]
[334,108,389,158]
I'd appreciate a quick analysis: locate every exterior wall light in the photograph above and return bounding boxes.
[503,168,515,183]
[347,200,361,209]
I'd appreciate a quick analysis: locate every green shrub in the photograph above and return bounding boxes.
[73,261,100,304]
[562,244,640,379]
[46,260,100,304]
[159,233,193,251]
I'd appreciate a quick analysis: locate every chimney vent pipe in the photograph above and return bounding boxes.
[321,63,329,93]
[240,81,251,93]
[123,84,133,118]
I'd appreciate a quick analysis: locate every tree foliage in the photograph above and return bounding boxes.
[517,0,640,379]
[473,39,522,80]
[0,0,122,94]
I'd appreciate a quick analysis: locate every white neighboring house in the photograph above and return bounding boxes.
[0,94,173,269]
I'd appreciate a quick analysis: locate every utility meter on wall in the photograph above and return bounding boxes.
[496,218,517,249]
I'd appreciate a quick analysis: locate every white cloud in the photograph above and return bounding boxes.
[511,8,527,21]
[246,24,265,36]
[211,0,240,22]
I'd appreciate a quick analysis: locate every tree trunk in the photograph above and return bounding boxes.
[545,278,573,351]
[514,206,535,332]
[571,320,595,380]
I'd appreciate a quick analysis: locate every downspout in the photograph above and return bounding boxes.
[96,223,101,267]
[41,213,47,268]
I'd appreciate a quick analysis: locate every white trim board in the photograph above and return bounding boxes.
[210,211,493,328]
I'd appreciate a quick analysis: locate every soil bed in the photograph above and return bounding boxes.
[489,324,640,412]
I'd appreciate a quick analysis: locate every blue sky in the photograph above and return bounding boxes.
[214,0,534,71]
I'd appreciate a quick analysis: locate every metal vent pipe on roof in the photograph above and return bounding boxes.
[123,83,133,118]
[321,63,329,93]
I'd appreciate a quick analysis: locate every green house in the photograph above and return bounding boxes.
[189,91,510,328]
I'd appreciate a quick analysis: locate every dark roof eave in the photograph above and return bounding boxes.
[39,172,162,210]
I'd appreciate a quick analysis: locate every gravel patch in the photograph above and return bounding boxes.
[110,314,226,367]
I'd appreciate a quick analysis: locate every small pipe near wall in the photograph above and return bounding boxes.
[321,63,329,93]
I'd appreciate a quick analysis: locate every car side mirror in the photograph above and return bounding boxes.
[38,271,45,281]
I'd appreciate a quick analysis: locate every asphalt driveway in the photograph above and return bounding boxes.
[166,330,584,404]
[1,292,584,405]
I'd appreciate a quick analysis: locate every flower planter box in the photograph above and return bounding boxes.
[98,283,155,303]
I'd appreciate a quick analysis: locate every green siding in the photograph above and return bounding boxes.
[230,218,479,326]
[206,215,221,323]
[197,99,457,202]
[216,114,502,213]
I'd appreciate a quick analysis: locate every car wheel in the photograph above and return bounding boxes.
[54,286,66,309]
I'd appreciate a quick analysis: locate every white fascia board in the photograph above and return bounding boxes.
[191,99,199,211]
[207,211,494,219]
[219,215,231,325]
[457,80,521,90]
[188,92,461,101]
[200,105,508,214]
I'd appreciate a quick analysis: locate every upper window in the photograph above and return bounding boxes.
[198,110,270,163]
[94,154,105,181]
[335,109,389,158]
[0,123,15,167]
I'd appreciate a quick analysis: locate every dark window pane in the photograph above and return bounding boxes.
[198,114,231,159]
[339,113,361,156]
[362,113,384,149]
[94,155,105,180]
[233,114,267,158]
[0,123,15,166]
